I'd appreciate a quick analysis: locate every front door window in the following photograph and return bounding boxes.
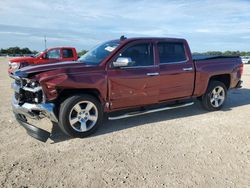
[117,43,154,67]
[47,49,60,59]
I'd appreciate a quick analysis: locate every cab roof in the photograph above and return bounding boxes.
[117,37,187,44]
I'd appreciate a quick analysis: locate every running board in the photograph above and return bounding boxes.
[108,102,194,120]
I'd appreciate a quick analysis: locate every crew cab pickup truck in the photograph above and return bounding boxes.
[8,47,78,74]
[10,37,243,142]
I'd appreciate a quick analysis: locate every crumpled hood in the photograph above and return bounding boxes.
[13,61,99,78]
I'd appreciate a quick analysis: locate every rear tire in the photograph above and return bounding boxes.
[201,80,227,111]
[58,94,103,137]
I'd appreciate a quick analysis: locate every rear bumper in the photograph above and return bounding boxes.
[235,80,243,88]
[12,97,58,142]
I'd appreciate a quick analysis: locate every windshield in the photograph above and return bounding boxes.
[78,41,120,65]
[34,52,43,57]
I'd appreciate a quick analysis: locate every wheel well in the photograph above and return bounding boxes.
[57,89,102,104]
[52,89,103,118]
[209,74,231,89]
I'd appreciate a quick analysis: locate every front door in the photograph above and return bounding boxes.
[36,49,61,64]
[107,42,159,110]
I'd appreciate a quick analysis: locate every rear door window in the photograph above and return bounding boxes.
[157,42,187,64]
[62,49,74,58]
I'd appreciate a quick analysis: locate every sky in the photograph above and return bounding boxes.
[0,0,250,52]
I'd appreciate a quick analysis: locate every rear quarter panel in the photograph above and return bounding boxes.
[193,57,242,96]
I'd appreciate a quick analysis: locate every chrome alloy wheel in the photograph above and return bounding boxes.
[210,86,225,108]
[69,101,98,132]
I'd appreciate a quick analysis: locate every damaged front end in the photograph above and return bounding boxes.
[10,74,58,142]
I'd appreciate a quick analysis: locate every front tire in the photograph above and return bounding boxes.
[201,81,227,111]
[58,94,103,137]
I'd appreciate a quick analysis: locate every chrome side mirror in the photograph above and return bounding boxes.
[113,57,133,68]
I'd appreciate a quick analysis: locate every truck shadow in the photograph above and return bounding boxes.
[50,88,250,143]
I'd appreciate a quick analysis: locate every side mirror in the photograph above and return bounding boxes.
[113,57,133,68]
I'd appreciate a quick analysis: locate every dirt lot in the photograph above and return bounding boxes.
[0,57,250,188]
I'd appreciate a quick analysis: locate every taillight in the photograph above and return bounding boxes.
[239,63,244,76]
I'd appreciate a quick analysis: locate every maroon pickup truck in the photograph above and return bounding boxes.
[10,37,243,142]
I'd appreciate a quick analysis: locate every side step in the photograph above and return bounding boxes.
[108,102,194,120]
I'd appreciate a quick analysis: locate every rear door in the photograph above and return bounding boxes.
[157,41,195,101]
[107,41,159,110]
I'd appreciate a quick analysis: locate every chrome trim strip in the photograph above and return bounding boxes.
[182,67,193,71]
[108,102,194,120]
[22,86,42,93]
[146,72,159,76]
[11,82,42,93]
[159,59,188,65]
[120,65,158,69]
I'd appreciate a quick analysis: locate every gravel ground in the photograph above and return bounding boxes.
[0,58,250,188]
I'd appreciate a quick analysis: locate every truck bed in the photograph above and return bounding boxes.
[192,55,240,61]
[192,55,242,97]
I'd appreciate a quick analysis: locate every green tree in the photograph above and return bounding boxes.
[77,50,88,57]
[21,47,32,54]
[0,47,36,55]
[192,51,250,56]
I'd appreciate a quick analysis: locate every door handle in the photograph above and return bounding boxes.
[146,72,159,76]
[183,67,193,71]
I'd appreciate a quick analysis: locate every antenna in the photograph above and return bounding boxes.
[44,35,47,50]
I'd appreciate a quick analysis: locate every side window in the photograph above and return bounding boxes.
[62,49,74,58]
[157,42,187,64]
[118,43,154,67]
[47,49,60,59]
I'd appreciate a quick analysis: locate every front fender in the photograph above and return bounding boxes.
[36,71,107,102]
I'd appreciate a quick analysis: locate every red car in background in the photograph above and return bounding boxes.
[8,47,78,74]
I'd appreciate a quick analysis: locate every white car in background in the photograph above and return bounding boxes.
[241,56,250,64]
